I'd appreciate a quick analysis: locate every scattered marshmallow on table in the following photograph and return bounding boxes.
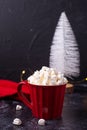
[16,105,22,110]
[38,119,46,126]
[12,118,22,126]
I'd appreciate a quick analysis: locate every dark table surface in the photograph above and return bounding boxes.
[0,92,87,130]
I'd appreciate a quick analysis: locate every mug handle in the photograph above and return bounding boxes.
[17,81,32,109]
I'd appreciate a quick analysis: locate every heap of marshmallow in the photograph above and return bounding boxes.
[27,66,68,86]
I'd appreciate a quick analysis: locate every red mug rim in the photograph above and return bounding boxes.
[26,80,66,87]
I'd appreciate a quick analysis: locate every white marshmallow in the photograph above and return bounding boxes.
[63,77,68,84]
[42,66,49,71]
[13,118,22,125]
[33,70,40,77]
[38,119,46,126]
[16,105,22,110]
[57,73,64,79]
[57,79,64,85]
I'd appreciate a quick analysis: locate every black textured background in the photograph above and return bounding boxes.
[0,0,87,81]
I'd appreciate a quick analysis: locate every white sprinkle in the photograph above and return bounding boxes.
[13,118,22,125]
[38,119,46,126]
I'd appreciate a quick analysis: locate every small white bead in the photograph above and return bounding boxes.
[16,105,22,110]
[12,118,22,125]
[38,119,45,126]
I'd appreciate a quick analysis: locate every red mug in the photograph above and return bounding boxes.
[17,81,66,120]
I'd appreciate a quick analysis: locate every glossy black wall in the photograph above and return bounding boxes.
[0,0,87,81]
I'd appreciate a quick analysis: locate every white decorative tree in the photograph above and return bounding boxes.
[49,12,80,78]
